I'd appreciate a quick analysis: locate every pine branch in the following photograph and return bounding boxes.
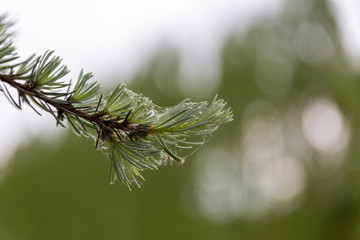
[0,15,233,190]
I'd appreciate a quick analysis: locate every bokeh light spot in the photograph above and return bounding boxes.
[302,98,349,156]
[293,23,335,64]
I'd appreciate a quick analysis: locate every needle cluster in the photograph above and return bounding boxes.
[0,15,233,189]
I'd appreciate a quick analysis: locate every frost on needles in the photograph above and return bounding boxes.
[0,15,233,190]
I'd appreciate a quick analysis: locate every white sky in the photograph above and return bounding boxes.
[330,0,360,69]
[0,0,359,165]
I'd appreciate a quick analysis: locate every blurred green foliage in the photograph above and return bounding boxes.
[1,0,360,239]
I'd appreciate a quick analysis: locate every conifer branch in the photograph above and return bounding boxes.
[0,15,233,189]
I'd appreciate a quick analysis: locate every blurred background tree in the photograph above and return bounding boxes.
[1,0,360,239]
